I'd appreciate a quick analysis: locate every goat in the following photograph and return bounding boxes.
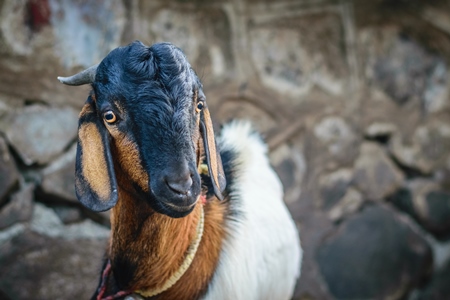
[58,41,302,300]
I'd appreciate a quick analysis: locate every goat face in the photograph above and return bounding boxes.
[60,41,226,218]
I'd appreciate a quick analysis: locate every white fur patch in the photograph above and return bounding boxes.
[203,121,302,300]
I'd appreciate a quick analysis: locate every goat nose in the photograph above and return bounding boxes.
[166,174,193,195]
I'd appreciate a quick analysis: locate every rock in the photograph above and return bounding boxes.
[390,120,450,174]
[0,184,34,230]
[423,190,450,236]
[216,99,278,134]
[0,230,107,300]
[365,122,397,140]
[373,35,447,107]
[353,142,404,200]
[317,204,432,300]
[423,60,449,114]
[291,212,336,300]
[249,12,348,98]
[313,116,359,165]
[1,105,78,165]
[52,206,82,224]
[434,165,450,190]
[49,0,125,68]
[81,210,111,228]
[0,136,19,204]
[415,259,450,300]
[319,168,353,210]
[30,203,109,240]
[124,4,233,87]
[40,143,77,202]
[270,144,306,204]
[0,223,26,246]
[390,179,450,239]
[328,188,364,222]
[149,9,200,66]
[387,187,418,220]
[0,0,35,56]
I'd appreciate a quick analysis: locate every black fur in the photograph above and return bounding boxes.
[91,41,206,218]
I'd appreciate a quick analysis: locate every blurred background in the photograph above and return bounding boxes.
[0,0,449,299]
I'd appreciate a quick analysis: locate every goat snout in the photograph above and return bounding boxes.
[150,161,201,216]
[165,173,193,195]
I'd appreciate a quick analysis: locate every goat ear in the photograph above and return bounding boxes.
[199,104,226,200]
[75,96,118,211]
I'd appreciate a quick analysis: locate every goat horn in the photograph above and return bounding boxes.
[57,64,99,86]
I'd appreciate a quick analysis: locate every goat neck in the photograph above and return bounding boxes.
[107,182,228,299]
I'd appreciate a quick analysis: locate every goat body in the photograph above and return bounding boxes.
[58,41,302,300]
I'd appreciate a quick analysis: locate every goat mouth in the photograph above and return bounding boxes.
[149,180,201,218]
[161,199,198,213]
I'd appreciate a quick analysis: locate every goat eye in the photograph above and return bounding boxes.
[196,102,204,112]
[104,111,117,123]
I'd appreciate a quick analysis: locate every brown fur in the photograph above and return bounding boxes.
[107,127,149,192]
[108,186,228,299]
[202,108,221,190]
[156,196,228,300]
[79,102,93,117]
[78,122,111,201]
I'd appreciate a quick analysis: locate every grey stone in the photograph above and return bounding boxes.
[125,4,233,87]
[434,167,450,190]
[387,187,418,220]
[216,99,278,134]
[328,188,364,222]
[415,259,450,300]
[49,0,125,68]
[373,35,447,107]
[149,9,200,66]
[391,179,450,239]
[0,135,19,204]
[270,144,306,204]
[249,12,348,98]
[319,168,353,210]
[291,212,335,300]
[40,143,77,202]
[353,142,404,200]
[389,120,450,174]
[423,190,450,236]
[0,0,34,56]
[423,60,449,114]
[1,105,78,165]
[365,122,397,139]
[0,184,34,230]
[0,223,26,246]
[317,204,432,300]
[0,99,16,123]
[80,210,112,228]
[0,0,94,108]
[313,116,359,166]
[52,206,82,224]
[0,230,107,300]
[30,203,109,240]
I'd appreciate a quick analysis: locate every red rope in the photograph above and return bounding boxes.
[97,260,132,300]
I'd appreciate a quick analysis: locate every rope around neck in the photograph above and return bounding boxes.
[135,204,205,297]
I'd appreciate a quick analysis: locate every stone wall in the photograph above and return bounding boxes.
[0,0,450,299]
